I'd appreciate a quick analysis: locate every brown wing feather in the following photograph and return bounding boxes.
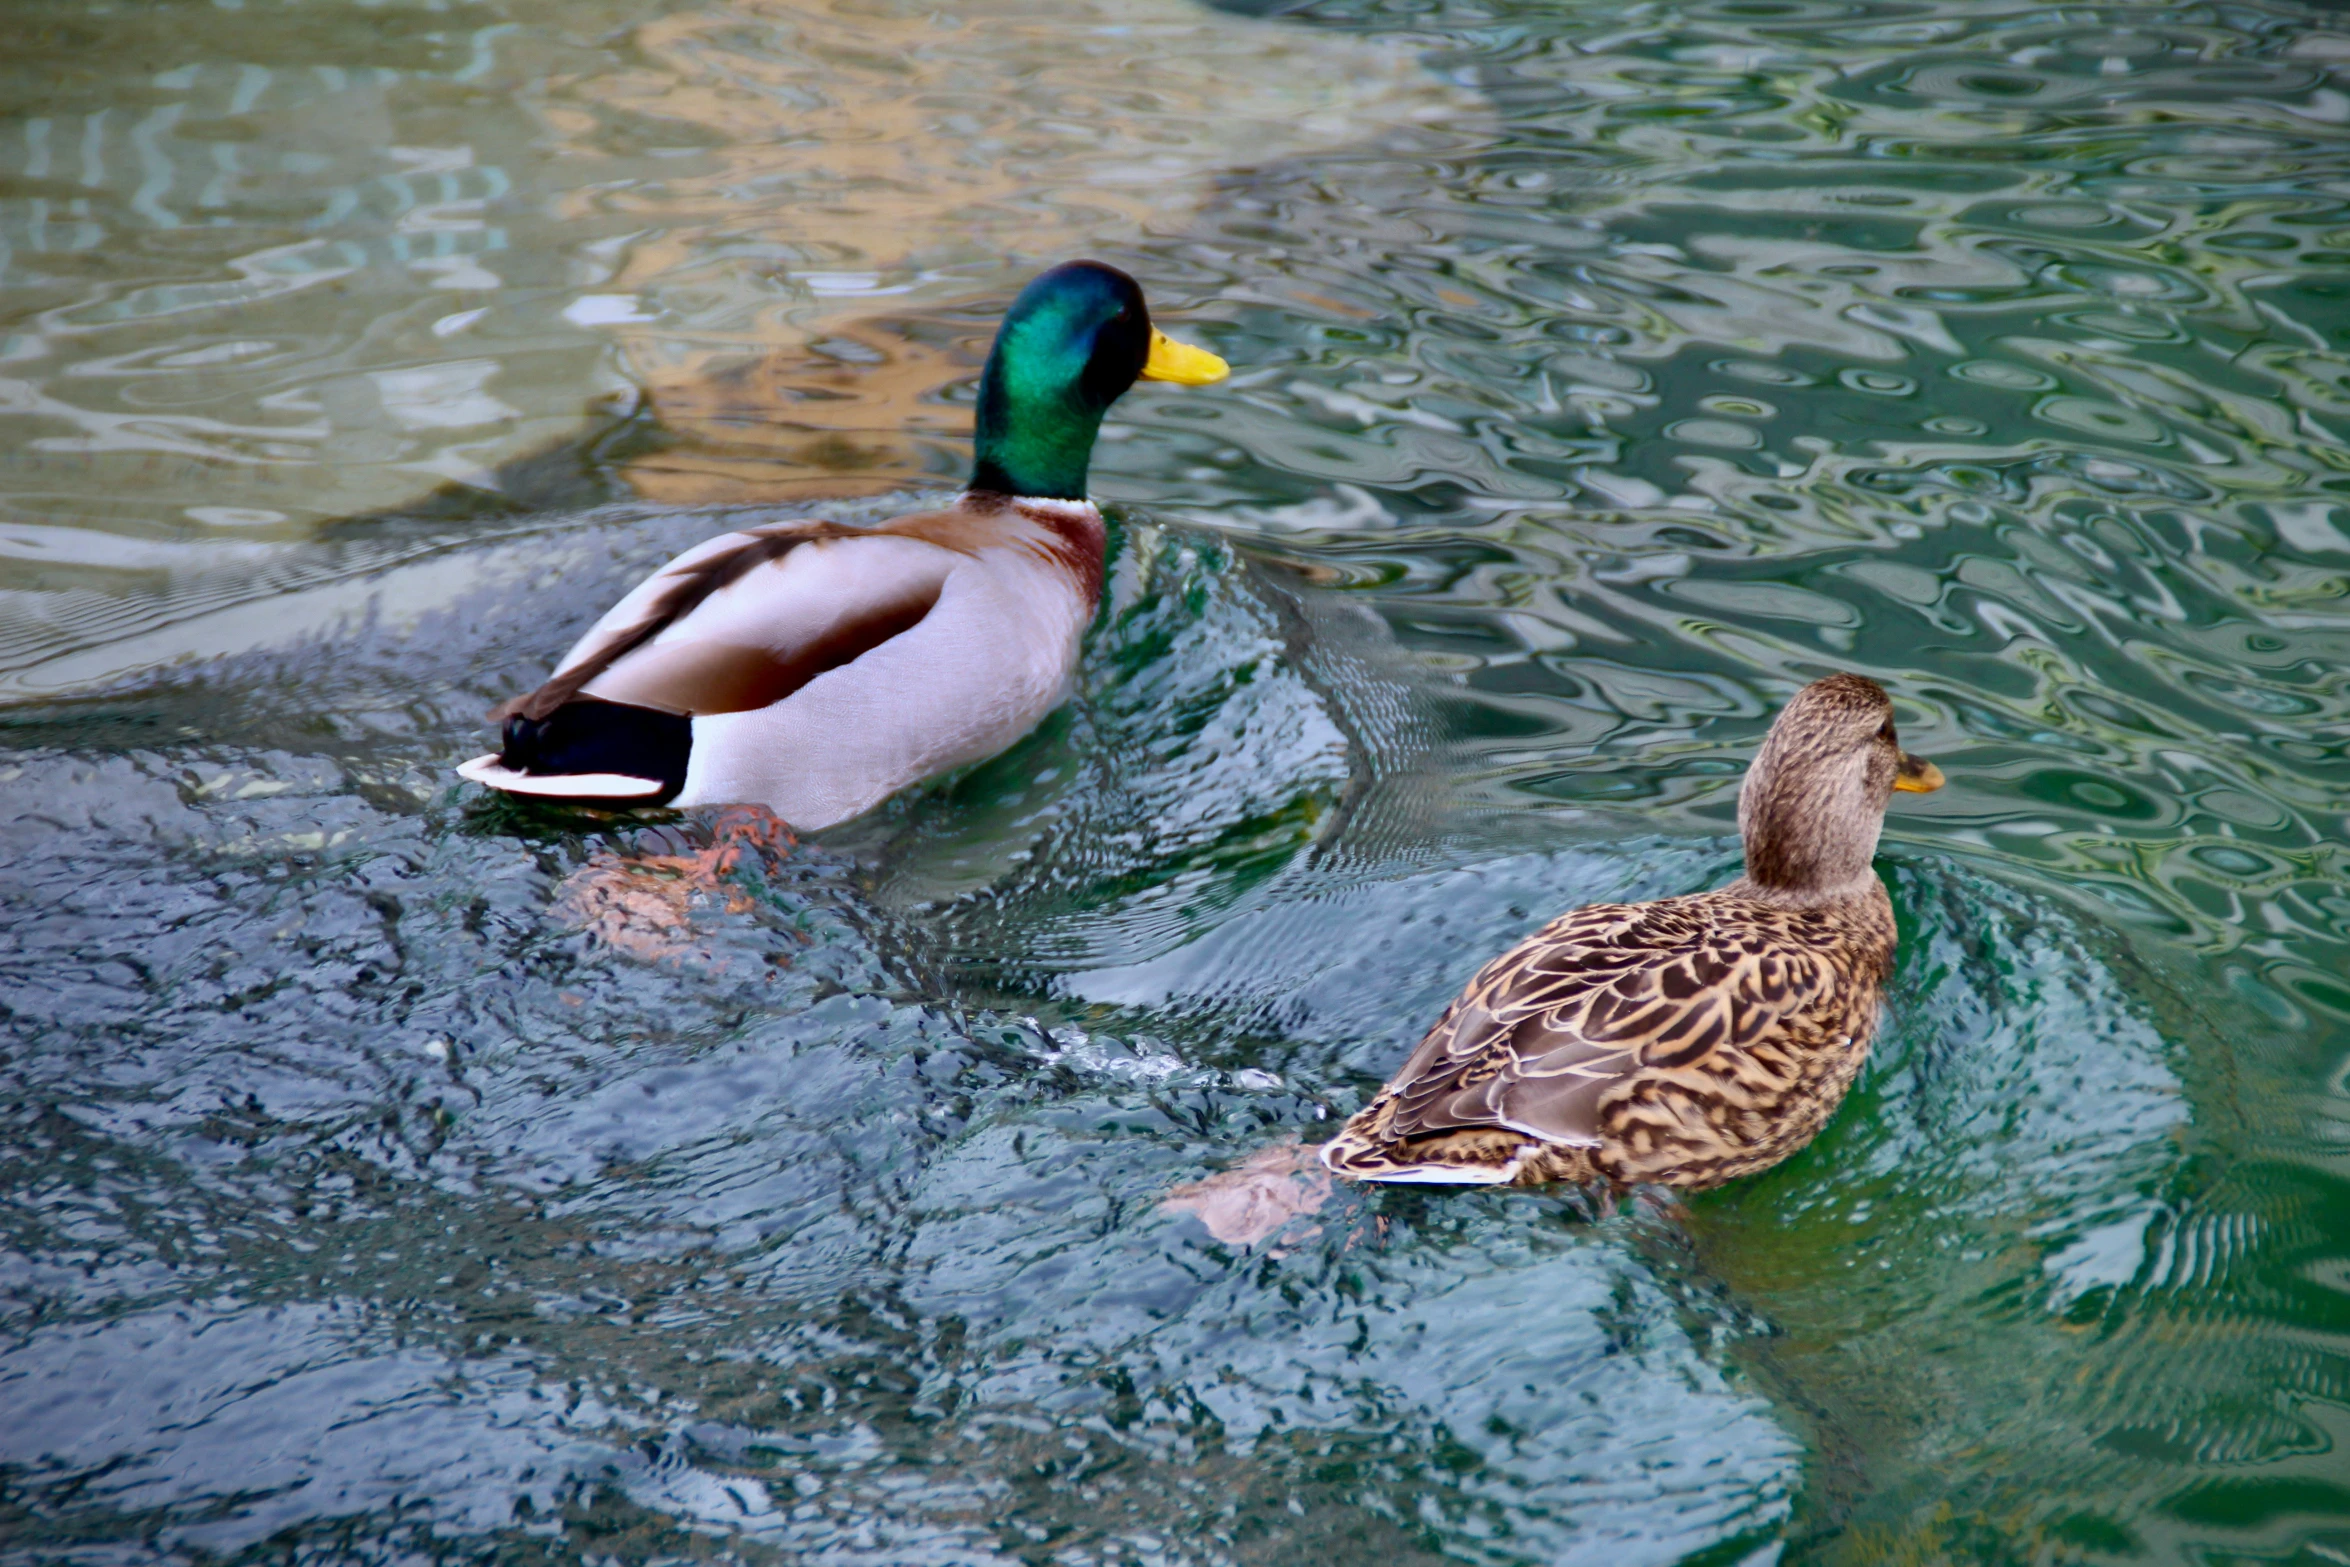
[490,519,873,723]
[1375,893,1846,1148]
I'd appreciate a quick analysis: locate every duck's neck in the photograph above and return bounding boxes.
[969,345,1106,502]
[1736,754,1885,904]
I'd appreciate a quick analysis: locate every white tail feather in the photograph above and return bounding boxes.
[456,755,665,799]
[1318,1137,1531,1186]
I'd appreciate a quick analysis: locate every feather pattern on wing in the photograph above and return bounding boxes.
[1323,885,1895,1190]
[490,518,925,723]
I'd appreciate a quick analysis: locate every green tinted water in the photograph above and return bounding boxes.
[5,0,2350,1561]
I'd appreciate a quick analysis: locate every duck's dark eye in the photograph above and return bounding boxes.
[1877,720,1896,742]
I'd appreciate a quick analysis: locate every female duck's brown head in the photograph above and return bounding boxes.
[1738,673,1943,898]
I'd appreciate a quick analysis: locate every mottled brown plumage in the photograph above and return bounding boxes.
[1322,672,1943,1190]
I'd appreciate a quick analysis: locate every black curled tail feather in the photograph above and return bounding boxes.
[500,698,692,801]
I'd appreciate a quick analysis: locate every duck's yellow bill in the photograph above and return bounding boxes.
[1142,330,1228,386]
[1894,753,1945,793]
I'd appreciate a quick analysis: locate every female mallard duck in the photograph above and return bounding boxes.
[1322,673,1944,1190]
[458,260,1228,829]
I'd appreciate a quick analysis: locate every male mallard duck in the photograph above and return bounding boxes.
[458,260,1228,829]
[1322,673,1944,1190]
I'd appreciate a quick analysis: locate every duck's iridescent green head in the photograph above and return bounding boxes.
[969,260,1228,501]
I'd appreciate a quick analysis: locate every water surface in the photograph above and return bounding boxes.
[6,0,2350,1562]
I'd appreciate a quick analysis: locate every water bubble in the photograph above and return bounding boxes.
[2010,204,2121,229]
[2187,843,2271,877]
[1952,360,2057,391]
[1959,71,2046,98]
[2062,265,2205,303]
[1840,369,1918,396]
[2036,397,2166,443]
[184,506,289,528]
[1712,359,1816,386]
[1667,418,1764,448]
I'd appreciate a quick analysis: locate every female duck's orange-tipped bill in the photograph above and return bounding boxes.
[457,754,667,800]
[1141,329,1228,385]
[1894,752,1945,793]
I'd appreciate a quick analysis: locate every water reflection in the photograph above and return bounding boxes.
[9,0,2350,1561]
[558,0,1479,499]
[0,0,1473,694]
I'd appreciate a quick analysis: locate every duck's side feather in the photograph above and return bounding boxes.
[669,523,1094,826]
[1323,888,1893,1188]
[492,517,922,724]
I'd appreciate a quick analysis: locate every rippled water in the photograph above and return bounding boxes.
[8,0,2350,1560]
